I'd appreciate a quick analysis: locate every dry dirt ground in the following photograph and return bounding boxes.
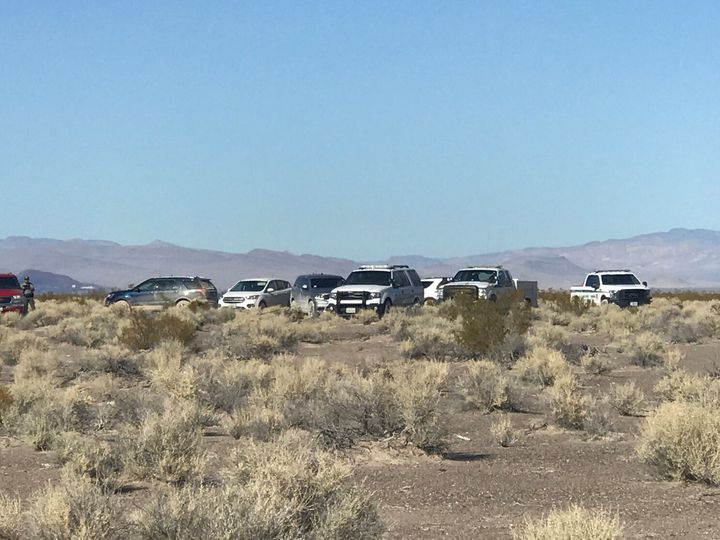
[2,317,720,539]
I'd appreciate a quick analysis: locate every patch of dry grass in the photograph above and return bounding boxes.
[514,504,622,540]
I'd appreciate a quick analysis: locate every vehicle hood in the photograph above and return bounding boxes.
[332,284,389,294]
[0,288,22,296]
[106,289,133,298]
[443,281,493,289]
[222,291,264,298]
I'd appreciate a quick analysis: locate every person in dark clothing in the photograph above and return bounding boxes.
[21,276,35,312]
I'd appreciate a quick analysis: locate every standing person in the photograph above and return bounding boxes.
[21,275,35,312]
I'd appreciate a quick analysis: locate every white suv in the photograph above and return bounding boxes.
[327,265,424,317]
[219,278,292,309]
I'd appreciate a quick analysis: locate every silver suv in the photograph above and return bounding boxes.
[327,265,424,317]
[291,274,345,316]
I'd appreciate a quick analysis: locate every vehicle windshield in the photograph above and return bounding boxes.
[452,270,497,283]
[344,271,391,287]
[601,274,641,286]
[310,277,344,289]
[0,276,20,289]
[230,280,267,292]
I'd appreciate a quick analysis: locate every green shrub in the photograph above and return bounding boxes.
[119,311,197,351]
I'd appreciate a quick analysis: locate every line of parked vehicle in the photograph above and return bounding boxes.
[1,265,652,317]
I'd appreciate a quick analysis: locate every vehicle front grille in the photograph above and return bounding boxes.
[337,291,370,302]
[615,289,649,306]
[442,286,478,300]
[223,297,245,303]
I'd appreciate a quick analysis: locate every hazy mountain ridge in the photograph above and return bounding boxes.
[1,228,718,290]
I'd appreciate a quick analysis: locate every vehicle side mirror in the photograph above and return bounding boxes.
[592,283,600,290]
[488,276,497,284]
[267,288,275,292]
[391,280,399,288]
[301,284,308,290]
[642,281,647,287]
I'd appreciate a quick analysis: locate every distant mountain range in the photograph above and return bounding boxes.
[1,228,719,291]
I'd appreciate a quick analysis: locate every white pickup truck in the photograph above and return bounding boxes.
[439,266,538,307]
[570,270,651,307]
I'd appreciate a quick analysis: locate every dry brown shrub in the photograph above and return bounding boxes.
[55,432,123,492]
[547,374,587,430]
[27,472,123,540]
[354,309,379,325]
[0,385,12,425]
[514,504,622,540]
[392,362,449,452]
[222,403,286,441]
[515,347,570,387]
[582,398,614,439]
[131,431,383,539]
[458,360,511,412]
[0,331,45,366]
[608,382,644,416]
[124,402,205,485]
[580,353,611,375]
[654,369,720,407]
[637,401,720,484]
[491,415,517,447]
[624,332,665,367]
[0,493,23,540]
[144,340,195,399]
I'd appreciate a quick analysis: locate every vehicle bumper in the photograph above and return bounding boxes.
[0,304,25,314]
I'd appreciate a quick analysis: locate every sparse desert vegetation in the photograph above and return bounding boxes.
[1,295,720,538]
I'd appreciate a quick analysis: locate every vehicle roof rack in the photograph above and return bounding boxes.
[594,269,631,273]
[358,264,409,270]
[462,265,502,269]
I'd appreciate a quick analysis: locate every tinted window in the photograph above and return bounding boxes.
[0,276,20,289]
[421,280,433,289]
[585,275,600,288]
[267,281,279,291]
[407,269,422,287]
[293,277,305,287]
[453,269,497,283]
[310,277,343,289]
[230,280,267,292]
[155,279,179,291]
[393,270,410,287]
[345,271,391,286]
[135,279,156,292]
[601,274,640,286]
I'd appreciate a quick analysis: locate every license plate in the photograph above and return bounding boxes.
[630,301,638,307]
[345,307,357,314]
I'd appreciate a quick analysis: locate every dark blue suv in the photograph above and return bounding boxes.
[104,276,218,308]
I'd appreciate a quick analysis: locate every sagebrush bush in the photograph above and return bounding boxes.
[491,415,517,447]
[55,432,123,492]
[0,493,23,540]
[625,332,664,367]
[131,431,384,539]
[580,353,611,375]
[28,473,123,540]
[608,382,644,416]
[125,402,205,484]
[548,374,587,430]
[582,398,613,438]
[458,361,511,412]
[392,362,449,452]
[515,347,570,387]
[384,306,466,359]
[654,369,720,407]
[0,385,12,425]
[514,504,622,540]
[637,401,720,484]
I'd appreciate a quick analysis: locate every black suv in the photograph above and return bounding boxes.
[290,274,345,316]
[104,276,218,308]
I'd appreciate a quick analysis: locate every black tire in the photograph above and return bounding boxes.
[379,299,392,317]
[175,299,191,308]
[258,301,267,309]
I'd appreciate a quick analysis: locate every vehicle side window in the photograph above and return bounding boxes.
[293,277,303,288]
[585,275,600,288]
[136,280,156,292]
[407,269,422,287]
[267,280,278,291]
[281,281,290,290]
[505,271,514,284]
[156,279,178,291]
[393,270,410,288]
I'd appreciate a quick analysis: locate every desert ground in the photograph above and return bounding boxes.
[1,294,720,539]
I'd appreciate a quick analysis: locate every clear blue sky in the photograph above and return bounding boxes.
[2,1,719,259]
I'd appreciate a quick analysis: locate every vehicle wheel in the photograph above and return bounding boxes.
[600,297,609,305]
[258,301,267,309]
[489,295,497,303]
[176,299,191,308]
[425,298,437,306]
[112,300,131,312]
[308,300,317,317]
[379,299,392,317]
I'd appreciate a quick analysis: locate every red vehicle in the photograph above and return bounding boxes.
[0,273,26,314]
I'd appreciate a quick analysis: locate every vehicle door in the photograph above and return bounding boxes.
[392,270,411,305]
[585,275,601,303]
[406,269,423,302]
[154,278,181,306]
[495,271,510,298]
[292,277,306,306]
[131,279,158,306]
[264,280,279,306]
[277,281,292,306]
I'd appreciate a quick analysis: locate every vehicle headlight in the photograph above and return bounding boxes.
[247,295,258,300]
[368,292,381,299]
[320,293,330,300]
[330,292,337,300]
[11,295,22,302]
